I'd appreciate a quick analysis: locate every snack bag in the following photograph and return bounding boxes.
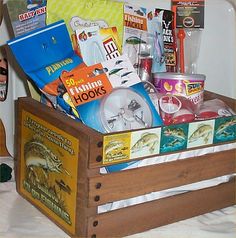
[46,0,124,48]
[7,20,85,119]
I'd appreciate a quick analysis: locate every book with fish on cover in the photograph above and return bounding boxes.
[6,0,47,37]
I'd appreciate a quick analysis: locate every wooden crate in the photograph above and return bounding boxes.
[15,91,236,238]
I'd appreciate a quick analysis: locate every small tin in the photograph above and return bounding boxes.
[153,72,206,113]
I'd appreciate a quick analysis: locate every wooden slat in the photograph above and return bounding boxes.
[88,149,236,206]
[88,135,104,170]
[87,179,235,238]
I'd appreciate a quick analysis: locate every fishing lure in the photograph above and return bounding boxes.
[126,36,146,45]
[120,71,133,78]
[115,60,124,65]
[108,68,124,76]
[154,31,165,64]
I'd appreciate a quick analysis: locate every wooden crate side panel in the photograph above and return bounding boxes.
[87,179,235,238]
[15,98,99,237]
[16,99,81,237]
[88,149,236,206]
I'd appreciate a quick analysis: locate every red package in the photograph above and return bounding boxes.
[159,94,195,125]
[196,99,235,120]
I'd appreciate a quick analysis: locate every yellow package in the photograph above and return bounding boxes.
[46,0,124,45]
[100,27,122,55]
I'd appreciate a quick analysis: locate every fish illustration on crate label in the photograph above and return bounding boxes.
[130,128,161,158]
[131,132,159,153]
[104,140,129,160]
[160,125,188,153]
[187,121,215,148]
[103,132,131,164]
[20,110,79,234]
[214,116,236,143]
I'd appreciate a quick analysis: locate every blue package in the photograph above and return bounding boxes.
[77,82,163,133]
[104,160,139,173]
[7,20,85,119]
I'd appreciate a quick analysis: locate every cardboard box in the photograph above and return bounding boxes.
[15,91,236,237]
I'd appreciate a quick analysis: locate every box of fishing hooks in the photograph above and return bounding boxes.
[6,0,236,237]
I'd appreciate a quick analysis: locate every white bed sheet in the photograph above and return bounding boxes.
[0,157,235,238]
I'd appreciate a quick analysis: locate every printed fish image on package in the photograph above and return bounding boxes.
[123,4,166,76]
[7,20,85,120]
[214,116,236,143]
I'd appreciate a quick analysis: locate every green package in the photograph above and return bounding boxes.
[46,0,124,44]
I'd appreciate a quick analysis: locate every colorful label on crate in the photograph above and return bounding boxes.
[130,128,161,159]
[214,116,236,143]
[103,132,131,164]
[19,110,79,234]
[187,120,215,148]
[102,115,236,167]
[160,124,188,153]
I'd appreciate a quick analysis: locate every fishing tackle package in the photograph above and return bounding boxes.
[153,8,177,73]
[122,3,167,81]
[60,55,163,133]
[172,0,205,74]
[6,0,47,37]
[7,20,85,120]
[75,26,122,66]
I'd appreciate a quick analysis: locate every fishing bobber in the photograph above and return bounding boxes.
[172,108,195,124]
